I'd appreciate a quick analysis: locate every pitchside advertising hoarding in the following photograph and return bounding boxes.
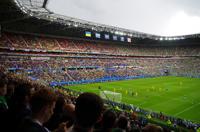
[84,31,132,43]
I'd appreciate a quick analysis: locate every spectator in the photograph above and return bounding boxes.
[95,109,117,132]
[45,96,66,131]
[5,76,16,108]
[68,92,104,132]
[113,115,129,132]
[142,124,163,132]
[0,72,8,112]
[18,88,60,132]
[0,72,8,130]
[62,103,75,128]
[8,81,32,131]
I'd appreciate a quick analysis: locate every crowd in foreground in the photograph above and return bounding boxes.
[1,72,200,132]
[1,71,181,132]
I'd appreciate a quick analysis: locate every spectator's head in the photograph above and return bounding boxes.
[75,92,104,128]
[117,115,128,130]
[54,96,66,113]
[101,109,117,129]
[142,124,163,132]
[30,88,57,124]
[63,103,75,127]
[14,81,32,103]
[63,103,75,118]
[131,111,137,120]
[0,72,8,96]
[6,78,16,97]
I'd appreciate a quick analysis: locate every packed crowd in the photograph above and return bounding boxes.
[0,56,200,83]
[1,33,200,56]
[1,55,200,84]
[0,32,200,131]
[1,72,199,132]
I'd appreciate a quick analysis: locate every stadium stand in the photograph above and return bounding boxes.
[1,33,200,86]
[0,0,200,131]
[0,32,200,131]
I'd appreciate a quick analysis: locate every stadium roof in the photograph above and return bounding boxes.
[0,0,200,46]
[47,0,200,37]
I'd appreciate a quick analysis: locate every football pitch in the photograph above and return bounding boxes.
[64,76,200,123]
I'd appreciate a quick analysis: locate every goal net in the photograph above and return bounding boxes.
[100,90,122,103]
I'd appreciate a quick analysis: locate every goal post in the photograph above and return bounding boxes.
[100,90,122,103]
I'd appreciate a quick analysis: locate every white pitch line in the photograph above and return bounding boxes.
[137,101,147,106]
[174,102,200,116]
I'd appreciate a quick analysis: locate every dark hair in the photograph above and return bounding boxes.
[54,96,66,113]
[0,72,8,87]
[14,82,32,102]
[30,88,57,114]
[102,109,117,129]
[117,116,128,130]
[142,124,163,132]
[75,92,104,127]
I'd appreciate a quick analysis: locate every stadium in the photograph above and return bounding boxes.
[0,0,200,131]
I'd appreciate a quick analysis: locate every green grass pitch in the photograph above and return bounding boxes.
[64,76,200,123]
